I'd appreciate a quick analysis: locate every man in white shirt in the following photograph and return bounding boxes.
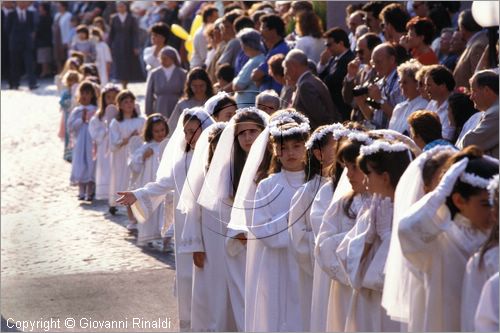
[190,5,218,69]
[424,65,456,141]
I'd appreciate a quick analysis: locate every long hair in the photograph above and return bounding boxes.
[182,114,203,153]
[77,81,98,106]
[96,85,120,120]
[232,111,266,196]
[143,113,169,142]
[183,67,214,99]
[306,125,337,182]
[115,90,138,121]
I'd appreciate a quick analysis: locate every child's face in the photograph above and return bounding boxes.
[184,120,202,149]
[454,190,492,231]
[80,90,93,105]
[236,121,262,153]
[312,136,336,170]
[152,122,167,142]
[215,104,236,122]
[274,138,306,172]
[104,91,118,107]
[119,97,135,117]
[78,32,89,40]
[346,161,367,193]
[363,163,392,196]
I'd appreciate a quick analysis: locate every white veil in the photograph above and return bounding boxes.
[156,106,214,196]
[381,144,457,322]
[204,91,230,116]
[177,122,227,214]
[197,107,270,217]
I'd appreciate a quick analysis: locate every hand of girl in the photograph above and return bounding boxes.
[129,130,139,138]
[193,252,205,268]
[121,137,129,147]
[374,196,393,240]
[116,191,137,206]
[143,148,154,161]
[433,158,469,204]
[81,108,87,121]
[235,233,247,245]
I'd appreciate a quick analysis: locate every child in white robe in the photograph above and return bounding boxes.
[91,27,112,85]
[399,146,498,331]
[88,84,120,201]
[108,90,145,220]
[315,132,373,332]
[196,108,269,331]
[288,123,342,330]
[129,114,169,247]
[247,120,311,332]
[475,272,499,331]
[462,174,499,331]
[117,107,215,331]
[68,81,99,201]
[336,139,412,332]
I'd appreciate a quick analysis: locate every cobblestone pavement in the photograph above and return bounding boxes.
[1,80,179,331]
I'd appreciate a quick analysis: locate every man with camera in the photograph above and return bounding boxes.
[342,32,382,122]
[352,42,404,129]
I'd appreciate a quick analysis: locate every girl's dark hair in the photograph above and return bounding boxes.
[76,24,89,36]
[358,140,412,190]
[443,145,499,218]
[268,122,310,178]
[182,114,203,152]
[78,81,98,105]
[232,111,266,196]
[184,67,214,99]
[96,85,120,120]
[143,113,169,142]
[213,96,237,118]
[115,90,138,121]
[336,136,367,218]
[307,125,335,182]
[296,11,323,38]
[150,22,171,41]
[422,150,454,190]
[207,126,225,170]
[448,92,478,143]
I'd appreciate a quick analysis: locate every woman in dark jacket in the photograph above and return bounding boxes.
[108,1,145,88]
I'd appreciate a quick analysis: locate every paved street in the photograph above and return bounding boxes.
[1,80,179,332]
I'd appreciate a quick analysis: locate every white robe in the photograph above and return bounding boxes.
[95,41,112,85]
[309,180,334,332]
[179,199,235,331]
[88,115,111,200]
[475,272,499,332]
[108,117,145,207]
[461,245,499,331]
[288,175,327,330]
[131,151,193,331]
[129,141,167,246]
[399,196,489,332]
[246,170,305,332]
[336,197,400,332]
[316,194,370,332]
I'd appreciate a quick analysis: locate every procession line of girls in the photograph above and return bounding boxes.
[117,101,498,332]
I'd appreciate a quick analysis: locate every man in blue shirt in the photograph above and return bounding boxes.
[251,14,289,95]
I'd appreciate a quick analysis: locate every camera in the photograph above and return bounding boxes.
[352,85,369,97]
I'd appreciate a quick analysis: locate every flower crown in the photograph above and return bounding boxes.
[347,131,373,145]
[460,172,494,190]
[270,110,309,126]
[305,123,344,149]
[235,106,269,124]
[210,121,228,134]
[269,121,311,137]
[360,140,409,157]
[332,128,354,141]
[488,174,499,205]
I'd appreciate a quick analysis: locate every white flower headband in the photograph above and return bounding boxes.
[332,128,354,141]
[488,174,499,205]
[305,123,344,149]
[270,109,309,126]
[460,172,494,190]
[209,121,228,134]
[360,140,410,157]
[347,131,373,145]
[235,106,269,124]
[269,121,311,137]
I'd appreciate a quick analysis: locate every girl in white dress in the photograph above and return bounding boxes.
[399,146,498,332]
[288,123,343,330]
[336,139,412,332]
[129,114,169,247]
[462,174,499,331]
[315,131,373,332]
[117,107,215,331]
[178,122,236,331]
[246,119,311,332]
[196,108,270,331]
[109,91,145,219]
[68,81,99,201]
[88,84,120,201]
[91,27,112,85]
